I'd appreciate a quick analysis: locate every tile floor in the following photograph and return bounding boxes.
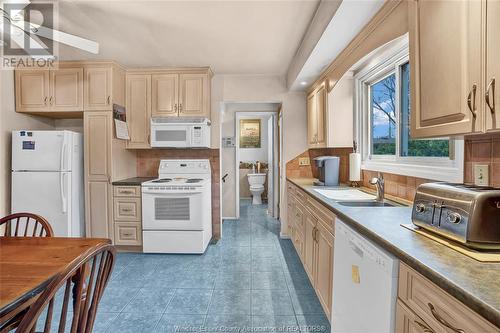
[93,199,331,332]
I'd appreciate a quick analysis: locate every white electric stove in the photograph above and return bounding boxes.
[141,159,212,253]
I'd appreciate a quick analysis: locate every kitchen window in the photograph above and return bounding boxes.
[355,42,463,182]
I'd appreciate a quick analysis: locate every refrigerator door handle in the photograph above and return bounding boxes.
[60,172,68,213]
[60,142,67,171]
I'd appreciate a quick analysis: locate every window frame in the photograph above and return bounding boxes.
[354,42,464,182]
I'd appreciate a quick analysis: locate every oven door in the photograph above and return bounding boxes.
[151,124,190,148]
[142,190,204,230]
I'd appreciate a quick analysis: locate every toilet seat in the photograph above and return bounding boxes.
[250,185,265,190]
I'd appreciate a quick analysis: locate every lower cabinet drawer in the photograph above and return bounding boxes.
[396,300,439,333]
[113,197,141,221]
[114,222,142,246]
[398,263,499,333]
[114,186,141,197]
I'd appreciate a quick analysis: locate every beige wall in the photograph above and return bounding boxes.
[0,70,55,217]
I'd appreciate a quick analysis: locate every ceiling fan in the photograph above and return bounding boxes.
[1,0,99,56]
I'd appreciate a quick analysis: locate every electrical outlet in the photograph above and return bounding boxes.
[474,164,489,186]
[298,157,310,166]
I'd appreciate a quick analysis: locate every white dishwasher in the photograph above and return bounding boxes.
[332,219,399,333]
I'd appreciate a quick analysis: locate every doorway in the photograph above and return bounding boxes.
[220,103,281,220]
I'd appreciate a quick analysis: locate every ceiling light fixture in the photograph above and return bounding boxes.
[300,81,308,86]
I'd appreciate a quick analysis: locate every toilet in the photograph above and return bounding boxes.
[247,173,266,205]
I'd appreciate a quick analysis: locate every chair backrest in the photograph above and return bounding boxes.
[0,213,54,237]
[15,243,116,333]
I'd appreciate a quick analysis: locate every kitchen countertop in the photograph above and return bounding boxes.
[287,177,500,327]
[111,177,155,186]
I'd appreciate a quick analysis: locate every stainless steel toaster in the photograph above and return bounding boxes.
[412,183,500,250]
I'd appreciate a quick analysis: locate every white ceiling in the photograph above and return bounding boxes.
[55,0,320,75]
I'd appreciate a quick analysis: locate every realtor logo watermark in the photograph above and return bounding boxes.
[1,2,58,69]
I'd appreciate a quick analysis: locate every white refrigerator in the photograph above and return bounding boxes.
[11,130,84,237]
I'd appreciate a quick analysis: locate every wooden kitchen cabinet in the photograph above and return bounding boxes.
[84,112,112,239]
[396,300,437,333]
[152,74,179,117]
[15,68,83,116]
[84,64,126,111]
[84,111,136,241]
[307,82,327,147]
[84,112,111,182]
[303,210,317,281]
[113,185,142,246]
[286,181,337,322]
[50,68,83,112]
[486,0,500,132]
[84,67,112,111]
[15,70,50,112]
[85,181,111,239]
[398,263,500,333]
[314,220,334,319]
[409,0,484,137]
[179,73,209,117]
[126,74,152,149]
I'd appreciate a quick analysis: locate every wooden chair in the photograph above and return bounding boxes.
[14,243,116,333]
[0,213,54,237]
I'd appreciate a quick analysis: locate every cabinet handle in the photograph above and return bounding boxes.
[467,84,477,118]
[119,190,134,194]
[414,320,434,333]
[486,78,495,114]
[107,96,111,105]
[44,97,48,105]
[311,227,316,242]
[174,104,178,112]
[49,96,53,105]
[428,303,465,333]
[179,103,182,112]
[121,208,132,212]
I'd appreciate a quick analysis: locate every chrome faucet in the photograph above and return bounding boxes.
[369,172,385,202]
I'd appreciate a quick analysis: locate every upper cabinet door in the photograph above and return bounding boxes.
[179,73,209,117]
[315,85,327,146]
[84,67,112,111]
[152,74,179,117]
[126,74,152,149]
[307,92,318,146]
[486,0,500,131]
[50,68,83,112]
[84,112,111,182]
[15,70,50,112]
[409,0,484,138]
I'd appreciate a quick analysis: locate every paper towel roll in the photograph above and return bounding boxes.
[349,153,361,182]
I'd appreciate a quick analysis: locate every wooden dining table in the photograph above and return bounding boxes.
[0,237,111,326]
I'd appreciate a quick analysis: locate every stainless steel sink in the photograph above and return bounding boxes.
[338,200,401,207]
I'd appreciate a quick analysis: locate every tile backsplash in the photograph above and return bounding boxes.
[136,149,221,239]
[464,133,500,187]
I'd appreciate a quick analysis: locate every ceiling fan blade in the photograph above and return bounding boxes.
[11,20,99,54]
[2,23,52,57]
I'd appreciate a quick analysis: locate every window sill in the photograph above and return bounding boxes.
[361,159,464,183]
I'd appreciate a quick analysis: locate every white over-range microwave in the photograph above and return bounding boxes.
[150,117,211,148]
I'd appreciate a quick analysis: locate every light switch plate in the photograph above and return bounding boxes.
[299,157,310,166]
[474,164,489,186]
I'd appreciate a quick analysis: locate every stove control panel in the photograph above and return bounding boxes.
[158,159,211,175]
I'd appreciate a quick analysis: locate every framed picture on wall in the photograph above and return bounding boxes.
[240,119,261,148]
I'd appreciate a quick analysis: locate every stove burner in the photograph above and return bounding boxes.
[186,178,203,183]
[152,178,172,183]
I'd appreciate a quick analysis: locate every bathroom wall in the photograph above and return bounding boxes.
[238,114,271,164]
[136,149,221,239]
